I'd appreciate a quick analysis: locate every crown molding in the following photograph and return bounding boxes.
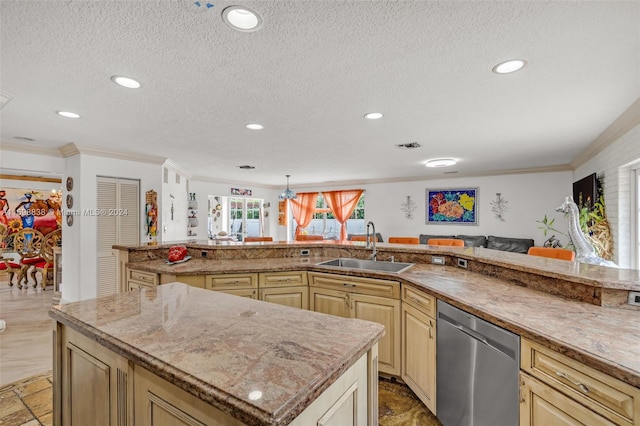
[291,164,573,189]
[0,141,64,157]
[191,174,279,189]
[162,159,193,179]
[68,143,167,165]
[571,97,640,170]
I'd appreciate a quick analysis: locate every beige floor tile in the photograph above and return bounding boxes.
[21,387,52,419]
[13,379,51,399]
[17,420,39,426]
[37,411,52,426]
[0,392,26,418]
[0,408,35,426]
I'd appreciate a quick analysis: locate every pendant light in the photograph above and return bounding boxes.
[279,175,297,200]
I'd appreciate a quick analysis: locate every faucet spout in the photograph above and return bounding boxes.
[366,221,377,261]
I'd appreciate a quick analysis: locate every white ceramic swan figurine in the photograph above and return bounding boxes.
[556,197,617,267]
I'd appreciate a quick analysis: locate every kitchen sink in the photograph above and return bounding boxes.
[316,258,414,273]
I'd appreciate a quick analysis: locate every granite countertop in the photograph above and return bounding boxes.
[49,283,384,426]
[125,255,640,388]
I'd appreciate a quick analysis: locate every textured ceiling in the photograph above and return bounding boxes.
[1,1,638,186]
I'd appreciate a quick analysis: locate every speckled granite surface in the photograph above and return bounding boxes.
[49,283,384,425]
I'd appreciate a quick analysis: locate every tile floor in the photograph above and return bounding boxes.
[0,371,53,426]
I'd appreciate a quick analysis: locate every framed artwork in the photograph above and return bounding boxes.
[230,187,252,196]
[426,187,478,225]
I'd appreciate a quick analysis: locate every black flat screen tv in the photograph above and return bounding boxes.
[573,173,598,209]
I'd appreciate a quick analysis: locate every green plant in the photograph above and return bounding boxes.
[536,214,566,237]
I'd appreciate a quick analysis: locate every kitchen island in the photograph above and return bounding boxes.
[50,282,384,426]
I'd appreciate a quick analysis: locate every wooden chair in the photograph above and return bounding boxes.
[527,246,575,261]
[388,237,420,244]
[244,237,273,242]
[31,229,62,289]
[13,228,45,288]
[295,235,324,241]
[427,238,464,247]
[0,223,21,286]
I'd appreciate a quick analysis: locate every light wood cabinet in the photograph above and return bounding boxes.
[309,272,401,376]
[55,324,131,426]
[205,273,258,299]
[521,338,640,426]
[401,300,436,414]
[126,267,158,291]
[258,271,308,309]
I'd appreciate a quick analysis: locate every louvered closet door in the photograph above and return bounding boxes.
[97,177,139,297]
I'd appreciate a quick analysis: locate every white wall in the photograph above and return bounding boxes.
[301,171,573,247]
[188,180,281,240]
[65,154,162,301]
[161,165,188,243]
[574,123,640,268]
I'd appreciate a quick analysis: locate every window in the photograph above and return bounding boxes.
[292,193,365,239]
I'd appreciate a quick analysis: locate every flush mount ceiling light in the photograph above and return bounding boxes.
[222,6,263,32]
[426,158,457,168]
[278,174,297,200]
[364,112,384,120]
[111,75,141,89]
[245,123,264,130]
[492,59,527,74]
[57,111,80,119]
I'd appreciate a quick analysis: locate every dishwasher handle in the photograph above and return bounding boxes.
[439,312,518,361]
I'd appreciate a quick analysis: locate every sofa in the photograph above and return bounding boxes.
[419,234,535,254]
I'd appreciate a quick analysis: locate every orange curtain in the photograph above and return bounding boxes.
[289,192,319,238]
[323,190,364,241]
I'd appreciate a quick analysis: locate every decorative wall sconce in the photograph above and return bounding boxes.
[491,193,509,221]
[400,195,417,220]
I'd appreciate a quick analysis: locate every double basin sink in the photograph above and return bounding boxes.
[317,258,414,273]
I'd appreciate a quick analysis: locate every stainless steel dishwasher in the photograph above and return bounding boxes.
[437,300,520,426]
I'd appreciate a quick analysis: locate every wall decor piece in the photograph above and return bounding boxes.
[231,187,252,196]
[400,195,416,220]
[66,214,73,227]
[66,194,73,209]
[426,187,478,225]
[490,193,509,222]
[145,190,158,240]
[66,176,73,191]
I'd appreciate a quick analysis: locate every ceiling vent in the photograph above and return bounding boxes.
[395,142,421,150]
[238,165,256,170]
[0,92,13,109]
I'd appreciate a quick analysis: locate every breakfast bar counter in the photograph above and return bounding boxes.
[50,283,383,425]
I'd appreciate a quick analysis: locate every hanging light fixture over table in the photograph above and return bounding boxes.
[279,174,297,200]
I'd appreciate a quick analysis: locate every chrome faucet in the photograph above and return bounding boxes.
[366,221,377,261]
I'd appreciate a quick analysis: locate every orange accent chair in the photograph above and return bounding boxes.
[427,238,464,247]
[295,235,324,241]
[527,247,575,261]
[388,237,420,245]
[350,235,381,242]
[244,237,273,242]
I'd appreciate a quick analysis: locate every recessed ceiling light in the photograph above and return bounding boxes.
[245,123,264,130]
[222,6,263,32]
[57,111,80,119]
[111,75,141,89]
[13,136,35,142]
[426,158,457,168]
[492,59,527,74]
[364,112,384,120]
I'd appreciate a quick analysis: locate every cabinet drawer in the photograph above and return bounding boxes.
[205,273,258,290]
[308,272,399,299]
[401,286,435,317]
[127,268,158,285]
[521,338,639,425]
[259,271,308,288]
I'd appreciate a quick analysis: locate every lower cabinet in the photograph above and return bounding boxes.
[55,321,376,426]
[259,271,309,310]
[520,338,640,426]
[126,267,158,292]
[309,272,401,376]
[401,301,436,414]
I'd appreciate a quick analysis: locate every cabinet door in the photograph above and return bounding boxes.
[260,286,309,310]
[520,373,616,426]
[401,302,436,413]
[309,287,350,318]
[351,293,401,376]
[57,324,129,426]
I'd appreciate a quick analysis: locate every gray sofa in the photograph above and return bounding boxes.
[419,234,535,254]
